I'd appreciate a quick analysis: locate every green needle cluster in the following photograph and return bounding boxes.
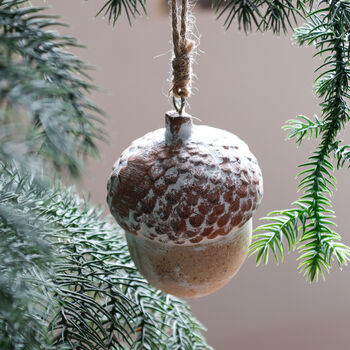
[251,0,350,281]
[0,166,211,350]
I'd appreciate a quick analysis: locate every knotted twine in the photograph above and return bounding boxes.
[170,0,194,114]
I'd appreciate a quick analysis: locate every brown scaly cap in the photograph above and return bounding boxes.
[107,111,263,245]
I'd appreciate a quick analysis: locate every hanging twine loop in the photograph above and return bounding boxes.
[170,0,194,114]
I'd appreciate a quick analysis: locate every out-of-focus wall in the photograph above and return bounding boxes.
[34,1,350,349]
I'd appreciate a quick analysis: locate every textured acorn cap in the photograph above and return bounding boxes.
[107,111,263,245]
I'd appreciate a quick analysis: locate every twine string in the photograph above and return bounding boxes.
[170,0,194,114]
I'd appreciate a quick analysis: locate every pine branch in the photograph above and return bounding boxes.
[296,145,338,281]
[0,165,212,350]
[0,165,61,350]
[251,0,350,281]
[0,0,105,177]
[95,0,308,33]
[332,142,350,168]
[213,0,262,32]
[283,115,325,145]
[249,208,305,264]
[96,0,147,25]
[213,0,309,33]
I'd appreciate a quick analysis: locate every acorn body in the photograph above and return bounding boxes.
[107,111,263,299]
[126,219,252,298]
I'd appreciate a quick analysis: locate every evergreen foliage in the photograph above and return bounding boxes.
[1,166,211,350]
[213,0,308,33]
[250,0,350,281]
[97,0,147,25]
[0,0,104,177]
[0,1,210,349]
[0,167,58,350]
[333,143,350,168]
[97,0,308,33]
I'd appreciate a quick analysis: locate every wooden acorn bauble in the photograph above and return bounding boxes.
[107,111,263,299]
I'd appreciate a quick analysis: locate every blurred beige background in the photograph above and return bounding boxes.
[35,1,350,349]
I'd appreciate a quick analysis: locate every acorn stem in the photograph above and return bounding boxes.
[165,110,193,146]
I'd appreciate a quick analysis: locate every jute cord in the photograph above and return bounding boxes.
[170,0,194,113]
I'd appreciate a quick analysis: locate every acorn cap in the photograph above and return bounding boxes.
[107,111,263,245]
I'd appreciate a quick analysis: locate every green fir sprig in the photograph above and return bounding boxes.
[283,115,325,145]
[0,165,212,350]
[333,143,350,168]
[96,0,309,33]
[250,0,350,281]
[212,0,308,33]
[0,0,105,177]
[96,0,147,25]
[0,166,59,350]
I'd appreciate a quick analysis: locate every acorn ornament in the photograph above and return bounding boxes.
[107,0,263,299]
[107,111,263,298]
